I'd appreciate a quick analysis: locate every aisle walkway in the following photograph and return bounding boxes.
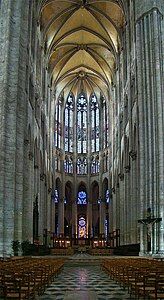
[38,264,136,300]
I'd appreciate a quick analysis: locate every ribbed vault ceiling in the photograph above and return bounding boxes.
[40,0,125,99]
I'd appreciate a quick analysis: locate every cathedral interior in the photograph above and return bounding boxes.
[0,0,164,299]
[0,0,164,262]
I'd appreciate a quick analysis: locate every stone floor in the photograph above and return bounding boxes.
[37,254,140,300]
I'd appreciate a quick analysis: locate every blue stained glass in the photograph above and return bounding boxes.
[77,191,87,204]
[106,189,110,203]
[52,189,59,203]
[105,219,108,238]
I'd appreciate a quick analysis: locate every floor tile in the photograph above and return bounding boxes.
[37,259,148,300]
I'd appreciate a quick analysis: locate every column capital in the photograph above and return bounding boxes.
[135,2,163,22]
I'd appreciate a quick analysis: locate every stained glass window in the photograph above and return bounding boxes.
[102,97,109,149]
[77,94,87,153]
[91,94,99,152]
[64,157,67,172]
[77,191,87,204]
[51,189,59,203]
[106,189,110,203]
[78,216,86,238]
[64,94,74,152]
[64,156,73,174]
[91,156,99,174]
[69,157,73,174]
[105,219,108,238]
[77,157,87,175]
[54,98,62,148]
[55,157,59,171]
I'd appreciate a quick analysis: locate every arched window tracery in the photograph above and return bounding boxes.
[77,191,87,204]
[69,157,73,174]
[64,156,73,174]
[54,98,62,149]
[77,93,87,154]
[106,189,110,203]
[64,94,74,152]
[102,97,109,149]
[54,93,110,176]
[90,94,100,152]
[77,157,87,175]
[91,156,99,174]
[64,156,69,173]
[95,156,100,173]
[51,188,59,203]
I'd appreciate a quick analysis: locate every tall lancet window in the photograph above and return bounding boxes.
[77,93,87,153]
[54,98,62,148]
[91,94,100,152]
[64,94,74,152]
[102,98,109,149]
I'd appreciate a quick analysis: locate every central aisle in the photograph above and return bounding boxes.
[38,263,136,300]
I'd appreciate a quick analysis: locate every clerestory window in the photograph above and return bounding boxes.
[90,94,100,152]
[64,94,74,152]
[54,98,62,149]
[77,93,87,154]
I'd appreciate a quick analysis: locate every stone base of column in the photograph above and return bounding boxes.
[139,251,151,257]
[152,251,164,258]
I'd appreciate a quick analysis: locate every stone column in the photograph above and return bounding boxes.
[119,177,125,245]
[22,144,33,243]
[39,173,45,243]
[130,156,138,244]
[58,199,64,236]
[136,18,147,254]
[47,190,51,232]
[116,184,121,235]
[124,170,130,244]
[111,191,116,230]
[136,4,164,255]
[51,198,56,234]
[99,201,105,236]
[72,203,77,238]
[0,0,29,256]
[87,203,92,237]
[153,10,164,255]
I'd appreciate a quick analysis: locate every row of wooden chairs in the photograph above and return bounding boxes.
[0,257,65,299]
[102,258,164,299]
